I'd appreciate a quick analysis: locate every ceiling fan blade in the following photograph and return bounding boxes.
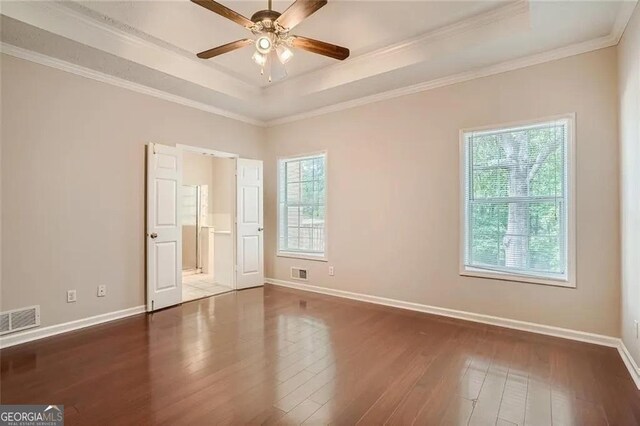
[291,36,349,60]
[197,39,253,59]
[276,0,327,30]
[191,0,254,28]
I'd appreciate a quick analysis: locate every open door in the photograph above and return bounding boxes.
[236,158,264,289]
[146,143,183,311]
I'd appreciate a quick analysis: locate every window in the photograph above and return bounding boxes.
[461,115,575,287]
[278,153,327,260]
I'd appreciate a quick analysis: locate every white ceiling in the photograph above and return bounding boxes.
[74,0,508,85]
[1,0,637,124]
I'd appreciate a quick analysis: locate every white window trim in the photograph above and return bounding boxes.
[459,113,576,288]
[277,151,329,262]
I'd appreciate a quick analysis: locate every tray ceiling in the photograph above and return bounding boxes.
[1,0,636,124]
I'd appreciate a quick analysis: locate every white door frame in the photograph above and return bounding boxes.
[176,144,239,291]
[176,144,239,159]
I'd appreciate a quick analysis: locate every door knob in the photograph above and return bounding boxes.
[150,233,158,239]
[258,227,264,232]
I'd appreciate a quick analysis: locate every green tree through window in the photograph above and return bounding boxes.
[278,154,326,257]
[463,119,569,280]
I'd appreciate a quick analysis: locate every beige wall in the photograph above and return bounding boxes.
[0,54,265,328]
[210,157,235,232]
[182,152,213,270]
[265,47,620,337]
[183,151,214,188]
[619,6,640,362]
[0,44,625,339]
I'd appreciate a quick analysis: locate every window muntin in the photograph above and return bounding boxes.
[462,118,572,284]
[278,153,326,258]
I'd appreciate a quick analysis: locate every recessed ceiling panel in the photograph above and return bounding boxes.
[76,0,507,85]
[1,0,634,122]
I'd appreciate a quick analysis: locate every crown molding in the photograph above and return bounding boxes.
[56,0,254,87]
[264,0,531,98]
[0,0,258,100]
[2,1,635,129]
[0,43,267,127]
[265,32,619,127]
[612,1,639,43]
[1,30,620,131]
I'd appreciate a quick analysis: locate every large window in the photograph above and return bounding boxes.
[278,153,327,260]
[461,116,575,287]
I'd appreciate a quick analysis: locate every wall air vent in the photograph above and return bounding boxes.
[291,267,308,281]
[0,306,40,335]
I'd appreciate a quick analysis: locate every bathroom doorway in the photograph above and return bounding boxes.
[180,148,237,302]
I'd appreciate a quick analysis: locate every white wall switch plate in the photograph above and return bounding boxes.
[67,290,77,303]
[97,285,107,297]
[329,266,334,276]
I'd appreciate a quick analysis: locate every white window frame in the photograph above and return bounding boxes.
[277,151,328,262]
[459,113,576,288]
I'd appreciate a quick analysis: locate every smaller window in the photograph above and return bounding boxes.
[278,153,327,260]
[461,115,575,287]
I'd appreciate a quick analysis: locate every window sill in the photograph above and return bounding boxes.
[277,252,328,262]
[460,267,575,288]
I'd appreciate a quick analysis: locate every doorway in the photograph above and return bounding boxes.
[180,150,236,302]
[146,143,264,312]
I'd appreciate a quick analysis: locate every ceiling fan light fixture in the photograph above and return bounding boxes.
[252,51,267,67]
[276,45,293,64]
[255,34,273,54]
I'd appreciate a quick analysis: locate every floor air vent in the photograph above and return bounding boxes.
[291,267,308,281]
[0,306,40,335]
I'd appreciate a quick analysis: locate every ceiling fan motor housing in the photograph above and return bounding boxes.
[251,10,282,31]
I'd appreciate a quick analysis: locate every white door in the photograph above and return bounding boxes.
[236,158,264,289]
[146,143,183,311]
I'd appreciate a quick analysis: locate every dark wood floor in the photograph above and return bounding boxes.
[1,285,639,425]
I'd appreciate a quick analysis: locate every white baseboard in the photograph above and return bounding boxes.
[266,278,640,389]
[266,278,617,346]
[0,305,146,349]
[618,340,640,389]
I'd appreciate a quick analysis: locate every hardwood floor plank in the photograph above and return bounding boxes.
[497,371,528,426]
[355,351,435,424]
[466,338,513,425]
[440,397,475,425]
[385,326,476,425]
[275,399,322,425]
[1,285,637,425]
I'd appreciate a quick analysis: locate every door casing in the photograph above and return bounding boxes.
[146,143,264,312]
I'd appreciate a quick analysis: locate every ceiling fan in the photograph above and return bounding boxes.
[191,0,350,82]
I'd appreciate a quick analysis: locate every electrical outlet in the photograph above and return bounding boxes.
[328,266,335,276]
[67,290,77,303]
[635,320,639,339]
[97,285,107,297]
